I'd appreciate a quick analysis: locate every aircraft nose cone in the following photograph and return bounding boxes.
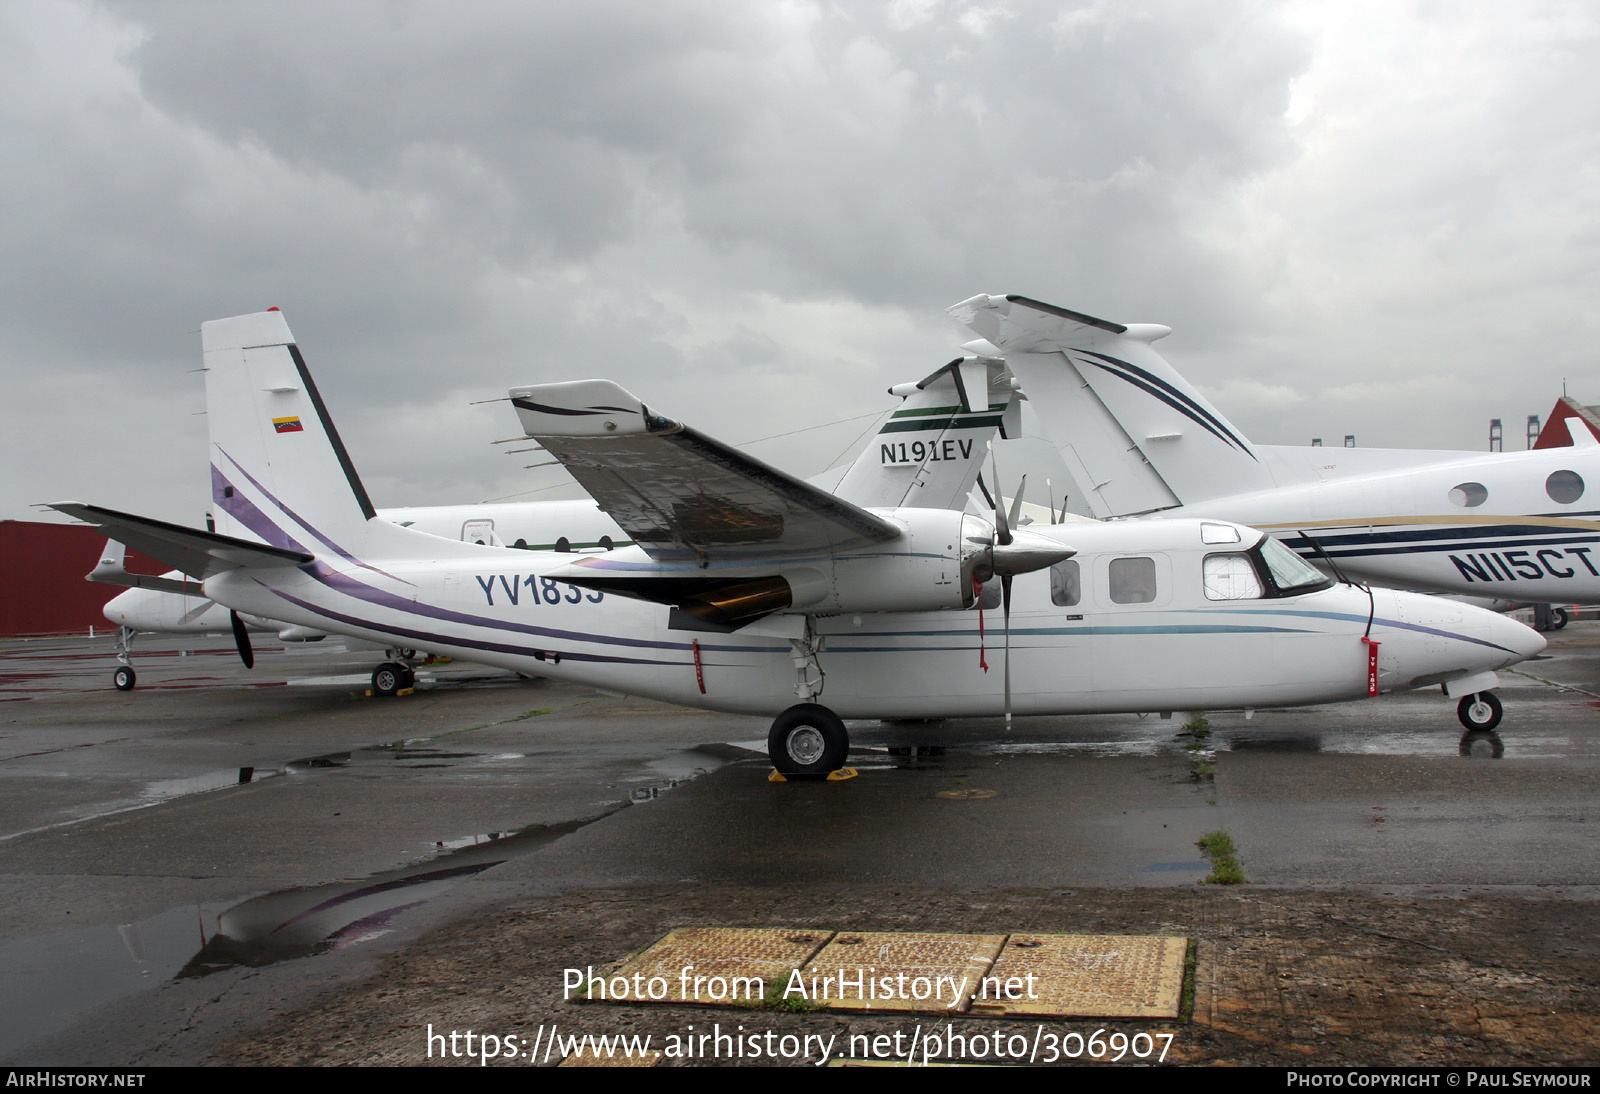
[1495,611,1547,663]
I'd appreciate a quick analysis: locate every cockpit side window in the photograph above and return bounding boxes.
[1254,535,1334,596]
[1203,553,1264,600]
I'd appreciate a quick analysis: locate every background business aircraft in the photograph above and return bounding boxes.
[948,294,1600,610]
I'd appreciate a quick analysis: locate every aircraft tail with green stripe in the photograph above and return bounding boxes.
[834,356,1018,510]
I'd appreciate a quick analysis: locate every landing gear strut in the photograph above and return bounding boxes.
[112,625,136,691]
[768,704,849,778]
[1457,691,1503,732]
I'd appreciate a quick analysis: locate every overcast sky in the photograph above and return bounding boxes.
[5,0,1598,526]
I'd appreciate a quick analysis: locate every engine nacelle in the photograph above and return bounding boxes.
[783,508,991,615]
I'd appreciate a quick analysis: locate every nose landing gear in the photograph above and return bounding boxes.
[1456,691,1503,732]
[111,625,136,690]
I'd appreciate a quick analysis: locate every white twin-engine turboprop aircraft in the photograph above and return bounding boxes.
[52,310,1544,777]
[947,293,1600,607]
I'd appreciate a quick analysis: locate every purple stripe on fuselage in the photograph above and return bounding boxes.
[214,447,411,586]
[211,462,785,656]
[308,566,786,655]
[265,584,691,667]
[213,465,312,555]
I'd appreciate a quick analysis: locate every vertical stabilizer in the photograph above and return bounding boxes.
[202,310,377,557]
[948,294,1278,515]
[834,356,1019,510]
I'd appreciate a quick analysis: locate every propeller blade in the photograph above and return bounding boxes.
[230,610,255,670]
[1007,474,1027,533]
[1002,573,1013,730]
[178,599,216,625]
[987,442,1012,546]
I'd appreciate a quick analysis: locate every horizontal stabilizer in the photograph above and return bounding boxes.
[50,503,313,581]
[511,380,899,563]
[948,294,1277,516]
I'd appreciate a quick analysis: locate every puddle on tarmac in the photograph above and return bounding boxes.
[0,743,727,1055]
[0,812,618,1057]
[0,900,237,1058]
[618,746,733,801]
[141,767,278,799]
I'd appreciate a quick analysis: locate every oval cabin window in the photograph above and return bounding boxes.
[1546,470,1584,504]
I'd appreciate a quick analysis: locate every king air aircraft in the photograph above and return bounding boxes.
[51,310,1543,776]
[948,294,1600,607]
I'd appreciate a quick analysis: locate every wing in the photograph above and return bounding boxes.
[48,502,314,580]
[509,380,898,563]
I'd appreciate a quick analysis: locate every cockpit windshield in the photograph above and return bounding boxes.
[1255,535,1334,596]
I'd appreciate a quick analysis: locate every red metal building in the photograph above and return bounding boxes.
[0,520,167,637]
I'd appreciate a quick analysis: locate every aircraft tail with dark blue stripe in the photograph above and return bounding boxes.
[947,293,1280,518]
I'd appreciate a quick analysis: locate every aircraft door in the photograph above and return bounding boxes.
[462,519,501,546]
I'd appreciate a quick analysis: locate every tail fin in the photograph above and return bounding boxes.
[202,310,378,557]
[833,356,1019,510]
[948,294,1277,517]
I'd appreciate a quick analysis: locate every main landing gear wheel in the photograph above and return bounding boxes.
[371,662,414,697]
[768,703,849,779]
[113,665,136,691]
[1457,692,1503,732]
[1551,607,1570,631]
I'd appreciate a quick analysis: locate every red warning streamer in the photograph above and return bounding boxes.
[975,574,989,674]
[692,639,706,694]
[1361,636,1380,697]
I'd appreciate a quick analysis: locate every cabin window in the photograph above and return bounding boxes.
[1108,557,1157,604]
[599,535,615,551]
[513,538,528,549]
[1448,482,1488,507]
[1546,470,1584,504]
[1050,560,1081,606]
[1203,553,1263,600]
[555,537,572,553]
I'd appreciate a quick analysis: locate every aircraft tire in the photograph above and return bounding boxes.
[1457,692,1503,732]
[398,648,418,660]
[1551,607,1569,630]
[769,704,848,778]
[372,662,406,697]
[113,665,136,691]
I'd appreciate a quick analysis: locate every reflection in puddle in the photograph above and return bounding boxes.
[141,767,273,799]
[1459,729,1505,758]
[178,810,625,979]
[1226,735,1322,752]
[0,901,236,1057]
